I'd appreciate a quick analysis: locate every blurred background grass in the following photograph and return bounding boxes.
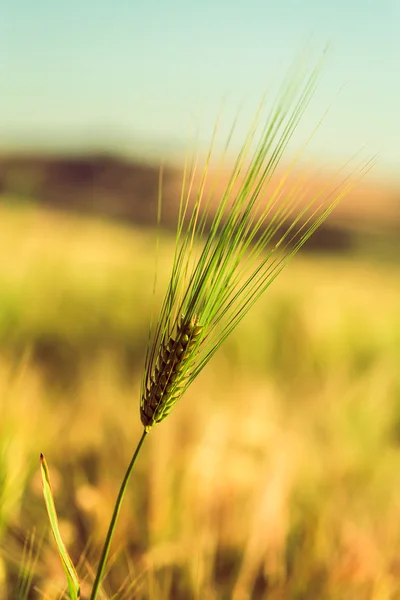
[0,185,399,598]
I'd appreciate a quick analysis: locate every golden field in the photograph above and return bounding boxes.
[0,198,399,599]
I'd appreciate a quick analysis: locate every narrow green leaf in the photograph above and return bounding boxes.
[40,453,80,600]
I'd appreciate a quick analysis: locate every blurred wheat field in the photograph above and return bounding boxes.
[0,198,400,599]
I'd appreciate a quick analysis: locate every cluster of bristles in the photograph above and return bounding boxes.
[141,315,203,430]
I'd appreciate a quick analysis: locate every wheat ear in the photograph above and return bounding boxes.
[141,315,203,430]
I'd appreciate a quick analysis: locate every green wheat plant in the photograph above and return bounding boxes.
[40,54,372,599]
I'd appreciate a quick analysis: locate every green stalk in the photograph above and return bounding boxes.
[89,429,148,600]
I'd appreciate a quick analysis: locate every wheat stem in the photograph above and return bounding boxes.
[89,429,148,600]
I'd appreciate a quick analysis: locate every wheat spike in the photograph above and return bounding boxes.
[141,315,203,430]
[139,54,372,432]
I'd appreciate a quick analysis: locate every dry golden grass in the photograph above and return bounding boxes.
[0,201,399,598]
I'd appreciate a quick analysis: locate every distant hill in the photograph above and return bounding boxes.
[0,153,176,225]
[0,153,399,253]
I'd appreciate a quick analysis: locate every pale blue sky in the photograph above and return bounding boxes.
[0,0,399,176]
